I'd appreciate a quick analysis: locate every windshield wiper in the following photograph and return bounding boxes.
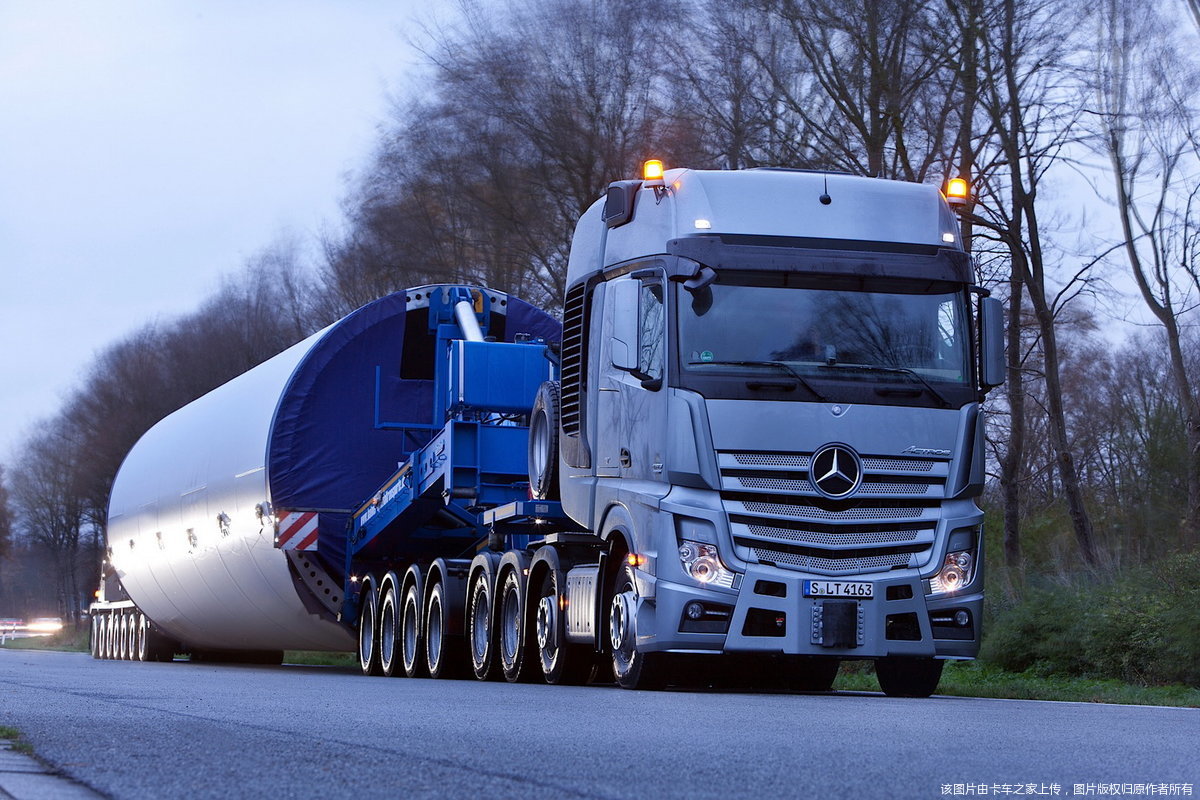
[818,363,953,409]
[689,360,830,402]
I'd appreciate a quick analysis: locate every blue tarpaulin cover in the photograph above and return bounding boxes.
[266,288,560,582]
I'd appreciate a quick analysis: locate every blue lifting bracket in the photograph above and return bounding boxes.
[346,284,557,579]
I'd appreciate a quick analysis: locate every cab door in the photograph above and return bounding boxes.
[593,269,668,486]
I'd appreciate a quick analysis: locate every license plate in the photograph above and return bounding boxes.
[804,580,873,599]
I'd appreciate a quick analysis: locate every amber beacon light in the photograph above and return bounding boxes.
[945,177,970,207]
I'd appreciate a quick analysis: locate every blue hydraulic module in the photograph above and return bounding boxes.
[343,287,558,618]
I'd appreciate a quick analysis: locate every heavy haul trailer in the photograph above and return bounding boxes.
[93,164,1004,697]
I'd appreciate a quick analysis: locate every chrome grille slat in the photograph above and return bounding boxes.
[742,523,930,548]
[719,449,951,575]
[742,545,911,573]
[735,501,925,521]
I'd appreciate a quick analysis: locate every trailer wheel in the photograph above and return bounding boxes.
[874,656,944,698]
[90,615,101,659]
[401,582,427,678]
[424,581,462,679]
[528,381,561,500]
[535,571,591,685]
[378,583,401,677]
[357,585,382,676]
[498,570,533,682]
[609,564,667,690]
[467,571,497,681]
[117,613,129,660]
[135,613,149,662]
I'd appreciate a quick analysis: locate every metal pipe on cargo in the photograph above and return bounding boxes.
[454,301,485,342]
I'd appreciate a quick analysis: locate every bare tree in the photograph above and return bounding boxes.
[969,0,1100,564]
[1091,0,1200,543]
[10,425,88,622]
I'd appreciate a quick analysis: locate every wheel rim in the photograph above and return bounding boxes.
[536,595,554,651]
[501,580,520,664]
[470,580,489,669]
[358,591,376,671]
[380,593,396,670]
[137,614,147,661]
[427,592,443,671]
[610,589,636,675]
[531,412,548,479]
[402,591,419,672]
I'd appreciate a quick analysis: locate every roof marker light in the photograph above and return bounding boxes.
[942,232,956,243]
[694,219,712,229]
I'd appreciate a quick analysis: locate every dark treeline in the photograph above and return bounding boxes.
[1,0,1197,681]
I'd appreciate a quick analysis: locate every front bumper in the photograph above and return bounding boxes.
[638,566,981,659]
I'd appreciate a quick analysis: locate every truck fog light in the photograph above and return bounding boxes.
[685,601,705,620]
[929,550,975,596]
[677,540,737,589]
[954,609,970,627]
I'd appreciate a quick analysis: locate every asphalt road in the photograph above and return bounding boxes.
[0,649,1196,799]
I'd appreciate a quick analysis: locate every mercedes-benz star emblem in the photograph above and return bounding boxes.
[810,444,862,498]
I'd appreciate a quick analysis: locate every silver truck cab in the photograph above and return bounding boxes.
[554,165,1003,694]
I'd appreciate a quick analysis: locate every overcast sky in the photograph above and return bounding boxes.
[0,1,443,463]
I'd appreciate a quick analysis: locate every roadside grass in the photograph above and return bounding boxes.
[834,660,1200,707]
[0,627,89,653]
[0,726,34,755]
[284,650,357,667]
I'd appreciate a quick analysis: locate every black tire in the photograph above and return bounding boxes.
[401,582,427,678]
[118,613,129,660]
[425,582,462,679]
[357,585,382,676]
[609,563,667,690]
[875,657,944,698]
[135,613,149,662]
[535,570,591,685]
[378,583,402,677]
[467,571,497,681]
[772,655,840,692]
[528,381,561,500]
[498,570,534,682]
[90,615,101,659]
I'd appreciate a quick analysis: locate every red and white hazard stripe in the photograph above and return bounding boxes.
[276,511,319,551]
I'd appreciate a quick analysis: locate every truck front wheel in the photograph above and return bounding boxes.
[609,564,666,690]
[875,656,944,698]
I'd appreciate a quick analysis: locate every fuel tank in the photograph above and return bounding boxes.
[106,286,559,652]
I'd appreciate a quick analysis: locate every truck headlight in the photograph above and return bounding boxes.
[929,550,975,595]
[678,541,736,589]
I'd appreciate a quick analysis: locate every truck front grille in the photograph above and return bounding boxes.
[719,450,949,576]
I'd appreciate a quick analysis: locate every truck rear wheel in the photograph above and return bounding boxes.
[875,657,944,698]
[609,564,666,690]
[499,569,534,682]
[467,570,497,680]
[357,585,381,676]
[535,571,591,685]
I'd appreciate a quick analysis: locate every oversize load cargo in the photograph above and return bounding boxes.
[107,286,559,651]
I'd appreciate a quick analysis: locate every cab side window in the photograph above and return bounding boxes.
[639,281,664,385]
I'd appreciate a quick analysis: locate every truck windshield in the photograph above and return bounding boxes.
[677,275,972,404]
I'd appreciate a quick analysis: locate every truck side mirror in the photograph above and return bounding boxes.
[610,280,639,371]
[980,296,1005,389]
